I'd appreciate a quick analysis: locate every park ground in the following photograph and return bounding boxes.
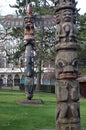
[0,87,86,130]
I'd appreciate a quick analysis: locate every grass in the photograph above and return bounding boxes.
[0,90,56,130]
[0,89,86,130]
[80,98,86,127]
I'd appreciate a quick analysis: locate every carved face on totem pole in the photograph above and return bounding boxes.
[24,17,34,42]
[62,9,73,22]
[55,50,78,79]
[55,8,76,45]
[56,9,74,27]
[24,4,34,42]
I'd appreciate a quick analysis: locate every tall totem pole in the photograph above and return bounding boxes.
[24,1,34,100]
[55,0,81,130]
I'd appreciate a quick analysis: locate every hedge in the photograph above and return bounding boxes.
[19,84,55,93]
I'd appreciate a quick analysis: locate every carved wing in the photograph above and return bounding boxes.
[0,15,24,28]
[35,15,56,28]
[0,15,56,28]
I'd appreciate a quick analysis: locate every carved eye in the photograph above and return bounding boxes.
[72,59,78,68]
[58,61,65,68]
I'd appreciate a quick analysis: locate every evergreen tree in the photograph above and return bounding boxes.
[77,13,86,67]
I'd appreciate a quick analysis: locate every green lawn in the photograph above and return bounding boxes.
[0,90,86,130]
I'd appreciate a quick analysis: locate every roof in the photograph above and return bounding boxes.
[78,76,86,82]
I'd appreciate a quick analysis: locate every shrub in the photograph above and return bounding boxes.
[40,84,55,93]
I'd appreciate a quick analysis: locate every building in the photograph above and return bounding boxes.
[0,65,55,87]
[0,68,24,87]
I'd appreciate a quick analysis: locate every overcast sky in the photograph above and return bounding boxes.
[0,0,86,15]
[0,0,16,15]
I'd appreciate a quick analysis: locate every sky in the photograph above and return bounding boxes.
[0,0,86,15]
[0,0,16,15]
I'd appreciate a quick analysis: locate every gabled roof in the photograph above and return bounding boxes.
[78,76,86,82]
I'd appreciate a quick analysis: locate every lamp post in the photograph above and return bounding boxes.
[24,1,34,100]
[55,0,81,130]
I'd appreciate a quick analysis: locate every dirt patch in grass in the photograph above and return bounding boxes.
[17,99,44,105]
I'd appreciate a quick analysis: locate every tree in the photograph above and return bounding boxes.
[34,25,55,90]
[77,13,86,67]
[77,13,86,44]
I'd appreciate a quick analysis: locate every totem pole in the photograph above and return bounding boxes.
[55,0,81,130]
[24,1,34,100]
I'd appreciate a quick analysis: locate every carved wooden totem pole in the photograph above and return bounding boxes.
[24,2,34,100]
[55,0,81,130]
